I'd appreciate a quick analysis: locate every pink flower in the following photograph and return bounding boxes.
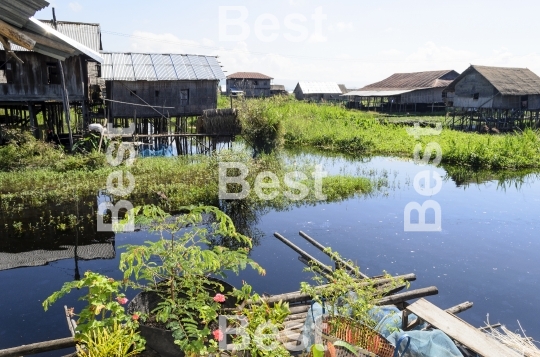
[213,293,226,303]
[212,329,224,341]
[132,314,140,321]
[116,297,128,305]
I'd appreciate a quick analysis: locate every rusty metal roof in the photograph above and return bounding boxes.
[101,52,225,81]
[445,65,540,96]
[227,72,273,80]
[361,70,459,91]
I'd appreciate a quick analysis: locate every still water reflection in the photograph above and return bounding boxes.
[1,152,539,355]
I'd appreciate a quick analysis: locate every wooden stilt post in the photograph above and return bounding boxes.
[52,8,73,151]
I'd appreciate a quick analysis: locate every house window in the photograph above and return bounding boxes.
[47,62,61,84]
[180,89,189,106]
[473,93,479,100]
[96,64,102,77]
[155,90,160,97]
[521,95,528,109]
[253,80,259,86]
[130,90,137,97]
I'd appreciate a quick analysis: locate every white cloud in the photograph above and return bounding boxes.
[130,31,200,53]
[330,22,353,32]
[68,2,82,12]
[124,32,540,90]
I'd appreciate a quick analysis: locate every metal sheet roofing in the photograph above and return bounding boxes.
[0,0,49,28]
[342,89,415,97]
[101,53,225,81]
[361,70,459,91]
[445,65,540,96]
[40,20,102,52]
[0,3,103,63]
[295,82,342,94]
[227,72,273,80]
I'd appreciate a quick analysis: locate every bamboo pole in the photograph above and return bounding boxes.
[260,273,416,305]
[0,337,75,357]
[376,286,438,306]
[273,232,333,276]
[298,231,368,278]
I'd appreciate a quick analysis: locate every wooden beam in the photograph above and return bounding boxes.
[376,286,438,306]
[273,232,333,276]
[0,337,75,357]
[19,29,76,54]
[0,36,23,64]
[0,19,36,50]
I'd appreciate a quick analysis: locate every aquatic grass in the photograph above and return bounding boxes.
[240,97,540,169]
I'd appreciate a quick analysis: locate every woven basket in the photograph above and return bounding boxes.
[313,316,396,357]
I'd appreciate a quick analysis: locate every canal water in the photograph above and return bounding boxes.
[1,151,539,355]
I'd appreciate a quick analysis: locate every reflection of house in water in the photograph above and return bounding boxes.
[0,243,115,271]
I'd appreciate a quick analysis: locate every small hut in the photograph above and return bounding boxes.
[293,82,342,101]
[226,72,273,97]
[343,70,459,112]
[270,84,287,96]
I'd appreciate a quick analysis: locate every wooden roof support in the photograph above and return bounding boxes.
[0,19,35,50]
[0,36,23,64]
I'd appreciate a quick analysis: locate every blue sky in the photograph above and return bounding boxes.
[36,0,540,90]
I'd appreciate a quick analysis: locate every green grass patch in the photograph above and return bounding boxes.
[237,97,540,170]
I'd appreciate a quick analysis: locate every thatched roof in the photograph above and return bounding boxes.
[361,70,459,91]
[445,65,540,96]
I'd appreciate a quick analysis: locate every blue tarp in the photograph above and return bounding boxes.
[302,303,463,357]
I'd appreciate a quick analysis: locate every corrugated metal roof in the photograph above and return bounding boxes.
[361,70,459,91]
[101,52,225,81]
[40,20,102,52]
[0,12,102,62]
[445,65,540,96]
[0,0,49,28]
[342,89,415,97]
[227,72,273,80]
[295,82,342,94]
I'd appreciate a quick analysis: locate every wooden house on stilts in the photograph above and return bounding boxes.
[343,70,459,112]
[0,0,103,145]
[100,52,227,155]
[444,65,540,130]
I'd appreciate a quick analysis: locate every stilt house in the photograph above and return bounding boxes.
[0,0,103,139]
[343,70,459,111]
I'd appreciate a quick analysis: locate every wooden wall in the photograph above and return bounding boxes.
[226,79,271,97]
[401,88,445,104]
[453,71,497,108]
[107,80,219,118]
[0,51,87,102]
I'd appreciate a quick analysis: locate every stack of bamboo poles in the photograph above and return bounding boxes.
[197,108,241,135]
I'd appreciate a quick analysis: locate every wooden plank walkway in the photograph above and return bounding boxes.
[405,298,522,357]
